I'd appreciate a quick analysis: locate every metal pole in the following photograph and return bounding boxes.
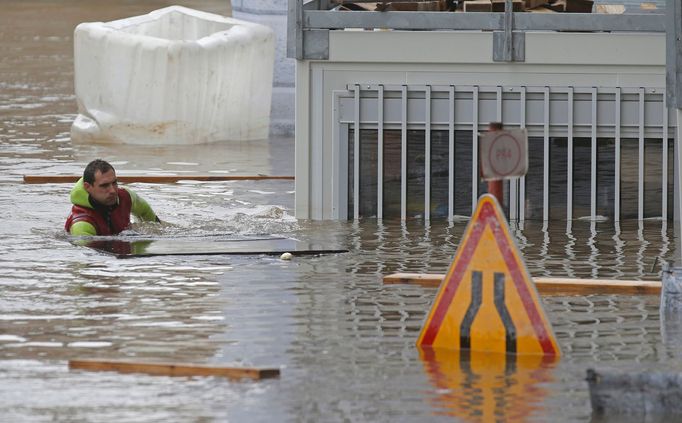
[472,87,479,214]
[504,0,513,62]
[666,0,682,265]
[663,0,682,324]
[401,85,407,220]
[377,85,384,220]
[487,122,504,205]
[543,86,550,222]
[425,86,432,221]
[287,0,303,60]
[448,85,455,220]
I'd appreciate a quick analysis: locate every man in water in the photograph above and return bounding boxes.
[65,159,160,235]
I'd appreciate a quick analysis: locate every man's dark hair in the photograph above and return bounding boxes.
[83,159,115,184]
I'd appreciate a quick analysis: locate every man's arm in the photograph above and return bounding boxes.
[69,221,98,236]
[125,188,159,222]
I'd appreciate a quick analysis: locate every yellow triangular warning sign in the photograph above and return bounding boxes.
[417,194,560,356]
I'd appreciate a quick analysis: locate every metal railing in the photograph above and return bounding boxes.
[332,84,674,221]
[288,0,666,60]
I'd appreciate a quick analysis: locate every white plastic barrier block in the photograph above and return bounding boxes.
[71,6,275,145]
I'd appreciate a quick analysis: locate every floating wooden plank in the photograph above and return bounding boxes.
[23,175,294,184]
[383,272,661,295]
[69,359,280,380]
[534,277,660,295]
[83,237,348,258]
[385,273,446,288]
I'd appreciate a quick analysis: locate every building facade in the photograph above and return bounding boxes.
[289,2,673,222]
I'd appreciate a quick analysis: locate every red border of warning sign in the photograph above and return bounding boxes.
[418,196,559,355]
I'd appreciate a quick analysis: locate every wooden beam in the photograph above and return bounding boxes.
[383,272,661,295]
[68,359,280,380]
[23,175,295,184]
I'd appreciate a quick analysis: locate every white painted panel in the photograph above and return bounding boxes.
[525,32,665,66]
[329,31,493,63]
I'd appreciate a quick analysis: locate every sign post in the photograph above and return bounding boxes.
[479,122,528,209]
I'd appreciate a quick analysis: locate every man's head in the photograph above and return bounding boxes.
[83,159,118,206]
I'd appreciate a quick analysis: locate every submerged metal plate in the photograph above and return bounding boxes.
[83,237,348,258]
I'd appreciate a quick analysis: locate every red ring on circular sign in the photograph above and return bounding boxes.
[488,133,522,177]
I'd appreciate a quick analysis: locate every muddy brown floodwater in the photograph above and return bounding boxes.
[1,1,680,422]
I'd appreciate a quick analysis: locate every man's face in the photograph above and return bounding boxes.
[84,169,118,206]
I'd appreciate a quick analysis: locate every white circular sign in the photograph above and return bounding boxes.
[488,133,522,177]
[479,128,528,180]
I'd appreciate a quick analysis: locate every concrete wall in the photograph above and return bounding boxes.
[232,0,294,136]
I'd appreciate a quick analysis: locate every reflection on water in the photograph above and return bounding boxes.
[420,348,556,421]
[1,0,682,421]
[346,219,675,281]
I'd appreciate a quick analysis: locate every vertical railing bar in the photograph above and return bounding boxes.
[663,92,669,221]
[339,119,350,219]
[472,86,479,215]
[377,85,384,220]
[425,85,431,221]
[332,91,348,219]
[591,87,597,220]
[448,85,455,221]
[496,86,503,120]
[567,87,574,222]
[543,86,550,222]
[638,87,645,221]
[677,124,682,242]
[353,84,360,220]
[499,86,515,220]
[331,90,341,219]
[504,0,513,61]
[401,85,407,221]
[615,88,621,223]
[519,86,527,222]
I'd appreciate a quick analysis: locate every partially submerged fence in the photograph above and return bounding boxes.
[333,84,673,221]
[288,1,673,221]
